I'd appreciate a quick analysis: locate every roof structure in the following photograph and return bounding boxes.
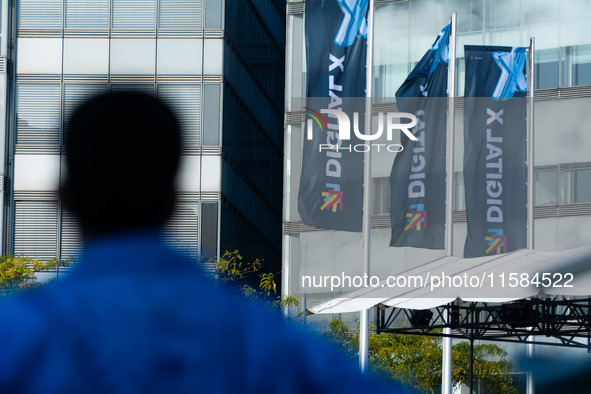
[308,245,591,314]
[308,245,591,349]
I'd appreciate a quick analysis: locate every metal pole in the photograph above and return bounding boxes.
[527,332,535,394]
[565,46,572,88]
[527,37,535,252]
[444,19,457,255]
[442,309,453,394]
[359,0,375,374]
[526,37,536,394]
[469,339,474,394]
[442,13,457,394]
[282,10,295,318]
[359,309,369,374]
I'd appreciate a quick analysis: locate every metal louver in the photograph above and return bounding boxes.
[112,0,156,31]
[14,201,58,261]
[157,84,201,153]
[17,84,61,145]
[65,0,109,31]
[287,2,305,15]
[110,83,155,95]
[161,200,199,260]
[159,0,202,31]
[60,208,83,260]
[18,0,63,33]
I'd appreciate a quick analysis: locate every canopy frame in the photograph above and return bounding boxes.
[377,296,591,350]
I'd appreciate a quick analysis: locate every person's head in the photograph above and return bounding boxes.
[62,91,181,238]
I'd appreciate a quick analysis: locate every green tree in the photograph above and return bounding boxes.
[0,255,73,297]
[322,319,517,394]
[202,250,299,312]
[205,251,515,393]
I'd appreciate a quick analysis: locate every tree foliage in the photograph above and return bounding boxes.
[202,250,299,312]
[0,255,73,297]
[206,250,516,393]
[322,319,517,394]
[1,249,517,393]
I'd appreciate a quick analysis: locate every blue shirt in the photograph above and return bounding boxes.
[0,230,405,393]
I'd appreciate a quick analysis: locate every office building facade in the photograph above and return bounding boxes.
[0,0,285,280]
[282,0,591,326]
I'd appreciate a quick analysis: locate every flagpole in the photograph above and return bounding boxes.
[527,42,535,256]
[359,0,375,374]
[442,12,457,394]
[526,36,536,394]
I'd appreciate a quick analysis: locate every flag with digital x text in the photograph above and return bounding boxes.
[297,0,368,232]
[389,24,450,249]
[463,45,527,258]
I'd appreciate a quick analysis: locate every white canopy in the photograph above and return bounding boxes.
[308,245,591,314]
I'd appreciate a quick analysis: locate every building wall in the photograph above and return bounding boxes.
[7,0,226,261]
[221,0,285,283]
[0,1,10,256]
[282,0,591,331]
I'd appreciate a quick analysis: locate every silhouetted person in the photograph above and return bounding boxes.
[0,92,408,393]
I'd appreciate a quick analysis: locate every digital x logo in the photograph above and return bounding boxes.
[404,204,427,231]
[320,184,343,212]
[485,229,507,254]
[492,47,527,100]
[334,0,368,47]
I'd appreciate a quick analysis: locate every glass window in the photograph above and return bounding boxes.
[157,84,201,153]
[523,0,560,26]
[448,0,483,33]
[535,48,559,90]
[289,14,305,100]
[485,0,521,30]
[374,1,409,99]
[559,167,566,205]
[572,44,591,87]
[371,177,390,216]
[569,168,591,204]
[377,63,408,100]
[61,207,83,260]
[204,0,222,29]
[409,1,446,63]
[559,0,591,49]
[457,58,465,97]
[161,201,199,259]
[534,168,558,206]
[16,84,61,146]
[201,201,218,259]
[202,84,221,146]
[14,200,58,261]
[455,172,465,211]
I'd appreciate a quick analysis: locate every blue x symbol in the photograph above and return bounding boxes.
[334,0,368,47]
[492,47,527,100]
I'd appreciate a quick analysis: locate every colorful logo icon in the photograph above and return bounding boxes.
[303,107,327,132]
[485,229,507,254]
[320,184,343,212]
[405,204,427,231]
